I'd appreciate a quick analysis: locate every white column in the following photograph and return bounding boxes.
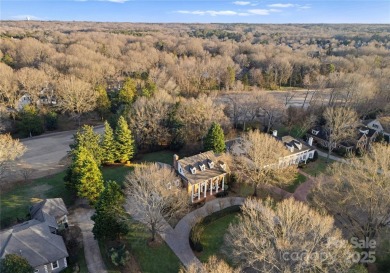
[210,179,213,195]
[198,183,201,199]
[222,175,225,191]
[216,178,219,193]
[204,182,207,198]
[191,185,194,203]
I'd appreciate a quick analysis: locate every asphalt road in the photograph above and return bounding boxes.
[13,125,104,178]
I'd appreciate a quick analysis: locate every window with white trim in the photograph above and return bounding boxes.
[51,260,59,270]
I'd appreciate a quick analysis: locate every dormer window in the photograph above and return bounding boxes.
[311,129,319,135]
[286,144,294,152]
[199,163,206,171]
[294,142,302,150]
[207,160,214,169]
[220,162,226,170]
[190,166,197,174]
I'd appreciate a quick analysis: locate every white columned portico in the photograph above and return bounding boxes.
[204,181,207,198]
[222,175,225,191]
[210,179,213,195]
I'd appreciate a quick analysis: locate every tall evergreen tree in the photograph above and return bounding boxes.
[101,121,116,164]
[115,116,134,163]
[70,125,103,165]
[95,84,111,120]
[91,180,129,240]
[66,146,104,204]
[204,122,226,153]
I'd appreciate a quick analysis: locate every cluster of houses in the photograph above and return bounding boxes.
[1,115,388,271]
[175,115,390,203]
[0,199,69,273]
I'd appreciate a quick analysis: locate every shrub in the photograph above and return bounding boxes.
[44,111,58,130]
[216,191,228,198]
[108,244,130,267]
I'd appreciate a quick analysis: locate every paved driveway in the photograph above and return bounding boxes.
[69,206,107,273]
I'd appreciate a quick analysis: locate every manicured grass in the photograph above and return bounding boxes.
[100,222,181,273]
[198,212,240,263]
[0,165,134,228]
[303,157,332,177]
[102,165,134,187]
[0,171,72,228]
[283,173,307,193]
[135,150,175,165]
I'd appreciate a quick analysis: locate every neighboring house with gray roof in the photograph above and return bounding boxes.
[363,116,390,143]
[173,151,229,203]
[227,131,315,169]
[0,198,69,272]
[30,198,69,232]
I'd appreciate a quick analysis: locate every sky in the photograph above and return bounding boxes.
[0,0,389,24]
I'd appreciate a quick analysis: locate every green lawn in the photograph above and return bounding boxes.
[0,171,72,228]
[100,222,181,273]
[303,157,332,177]
[283,173,307,193]
[198,212,240,263]
[135,151,175,165]
[0,165,133,228]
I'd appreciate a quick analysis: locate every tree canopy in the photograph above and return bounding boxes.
[204,122,226,153]
[0,254,34,273]
[92,180,129,240]
[115,116,135,163]
[225,198,354,272]
[65,146,104,204]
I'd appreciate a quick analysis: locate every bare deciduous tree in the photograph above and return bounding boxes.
[129,91,174,150]
[323,107,358,162]
[232,130,297,195]
[180,256,237,273]
[311,143,390,259]
[175,94,229,143]
[225,198,354,272]
[0,134,26,181]
[56,76,97,124]
[125,163,189,241]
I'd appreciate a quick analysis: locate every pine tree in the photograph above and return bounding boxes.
[101,121,116,164]
[70,125,103,165]
[66,146,104,204]
[204,122,226,154]
[91,180,129,240]
[115,116,134,163]
[95,84,111,120]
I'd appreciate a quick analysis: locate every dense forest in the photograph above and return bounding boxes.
[0,22,389,150]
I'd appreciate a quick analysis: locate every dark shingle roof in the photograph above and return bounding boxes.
[177,151,229,185]
[0,220,68,267]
